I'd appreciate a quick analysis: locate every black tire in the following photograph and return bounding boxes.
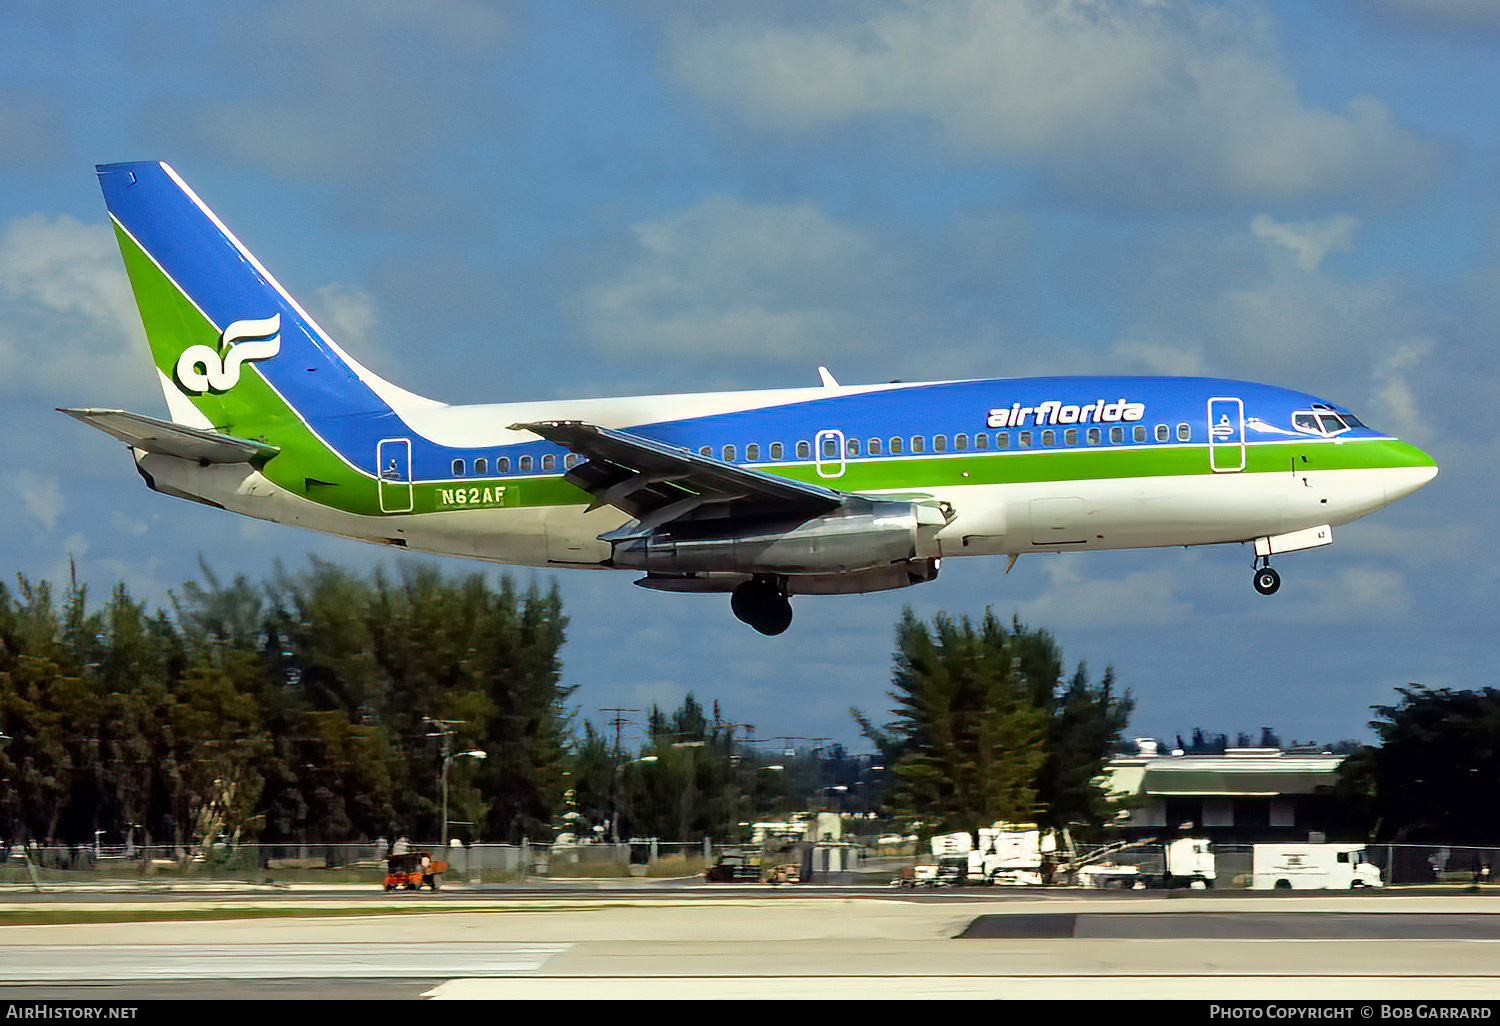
[1254,567,1281,595]
[1274,879,1291,890]
[731,579,793,636]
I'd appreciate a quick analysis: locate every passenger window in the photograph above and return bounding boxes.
[746,443,760,461]
[1156,424,1169,442]
[1133,425,1146,442]
[542,454,556,471]
[1063,429,1077,446]
[954,434,968,451]
[519,455,533,472]
[975,433,989,450]
[1018,431,1031,448]
[822,437,838,458]
[1177,423,1190,441]
[910,436,925,454]
[868,438,881,455]
[497,457,510,473]
[797,441,810,459]
[770,442,784,460]
[1110,426,1124,444]
[723,444,736,462]
[889,437,904,454]
[932,435,947,453]
[474,457,487,475]
[700,446,712,457]
[564,453,579,469]
[846,438,860,457]
[452,459,465,476]
[1087,427,1101,445]
[1041,429,1055,447]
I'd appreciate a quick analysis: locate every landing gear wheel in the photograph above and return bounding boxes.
[731,577,793,636]
[1253,566,1281,595]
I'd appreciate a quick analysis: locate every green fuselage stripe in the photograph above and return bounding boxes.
[112,221,1433,521]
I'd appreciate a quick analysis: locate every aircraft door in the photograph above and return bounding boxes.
[1207,397,1245,473]
[815,429,846,479]
[377,438,414,512]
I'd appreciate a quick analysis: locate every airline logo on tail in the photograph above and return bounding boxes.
[174,314,281,394]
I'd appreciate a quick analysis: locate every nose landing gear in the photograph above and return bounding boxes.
[731,575,793,635]
[1252,557,1281,595]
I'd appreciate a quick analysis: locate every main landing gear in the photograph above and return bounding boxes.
[731,576,793,636]
[1252,556,1281,595]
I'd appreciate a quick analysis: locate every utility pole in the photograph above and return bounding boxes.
[599,709,641,760]
[423,717,467,846]
[600,709,642,845]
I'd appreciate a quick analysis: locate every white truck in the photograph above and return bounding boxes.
[903,825,1060,887]
[906,831,973,887]
[1074,837,1216,889]
[1251,844,1384,890]
[969,823,1056,886]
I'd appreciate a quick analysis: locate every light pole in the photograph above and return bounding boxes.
[442,749,487,852]
[612,755,658,843]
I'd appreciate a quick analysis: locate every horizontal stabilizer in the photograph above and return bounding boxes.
[58,408,279,465]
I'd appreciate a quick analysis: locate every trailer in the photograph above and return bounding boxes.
[1251,844,1384,890]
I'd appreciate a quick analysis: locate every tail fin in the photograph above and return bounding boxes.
[96,162,439,435]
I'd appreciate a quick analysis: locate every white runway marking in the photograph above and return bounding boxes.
[0,944,570,980]
[422,975,1500,1001]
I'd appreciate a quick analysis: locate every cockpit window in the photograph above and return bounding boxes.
[1294,409,1355,436]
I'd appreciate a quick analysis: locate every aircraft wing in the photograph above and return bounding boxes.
[59,408,279,466]
[509,420,845,529]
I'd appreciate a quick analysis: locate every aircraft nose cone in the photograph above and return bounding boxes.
[1384,444,1438,504]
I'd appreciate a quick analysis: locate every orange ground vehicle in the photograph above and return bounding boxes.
[383,851,447,891]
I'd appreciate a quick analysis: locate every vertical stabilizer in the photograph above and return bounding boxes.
[96,161,440,435]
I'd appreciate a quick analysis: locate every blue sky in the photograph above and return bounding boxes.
[2,0,1497,754]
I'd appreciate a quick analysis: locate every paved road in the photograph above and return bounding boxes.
[2,889,1499,1000]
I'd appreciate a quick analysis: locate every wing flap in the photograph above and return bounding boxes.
[510,420,844,523]
[60,408,279,465]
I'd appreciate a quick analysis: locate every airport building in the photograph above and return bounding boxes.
[1101,739,1358,844]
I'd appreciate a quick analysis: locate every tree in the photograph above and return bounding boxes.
[855,608,1133,836]
[867,609,1049,832]
[1035,663,1135,835]
[1336,684,1500,844]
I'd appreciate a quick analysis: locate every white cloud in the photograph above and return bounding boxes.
[575,195,903,364]
[1369,337,1434,443]
[1013,560,1193,628]
[665,0,1434,206]
[190,0,510,180]
[0,214,156,406]
[1250,213,1361,272]
[5,471,67,534]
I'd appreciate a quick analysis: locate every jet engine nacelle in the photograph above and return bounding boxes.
[611,501,942,575]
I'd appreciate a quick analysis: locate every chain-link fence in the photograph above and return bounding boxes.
[3,839,1493,888]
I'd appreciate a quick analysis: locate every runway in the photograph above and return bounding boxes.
[2,888,1499,1000]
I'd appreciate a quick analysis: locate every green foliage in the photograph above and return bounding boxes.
[0,559,572,846]
[854,607,1133,836]
[1336,684,1500,845]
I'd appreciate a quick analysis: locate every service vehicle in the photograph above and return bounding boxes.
[1075,837,1216,889]
[384,851,446,891]
[1251,843,1384,890]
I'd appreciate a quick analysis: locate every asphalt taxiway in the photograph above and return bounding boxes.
[2,885,1498,1000]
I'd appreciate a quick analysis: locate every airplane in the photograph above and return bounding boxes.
[63,162,1438,635]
